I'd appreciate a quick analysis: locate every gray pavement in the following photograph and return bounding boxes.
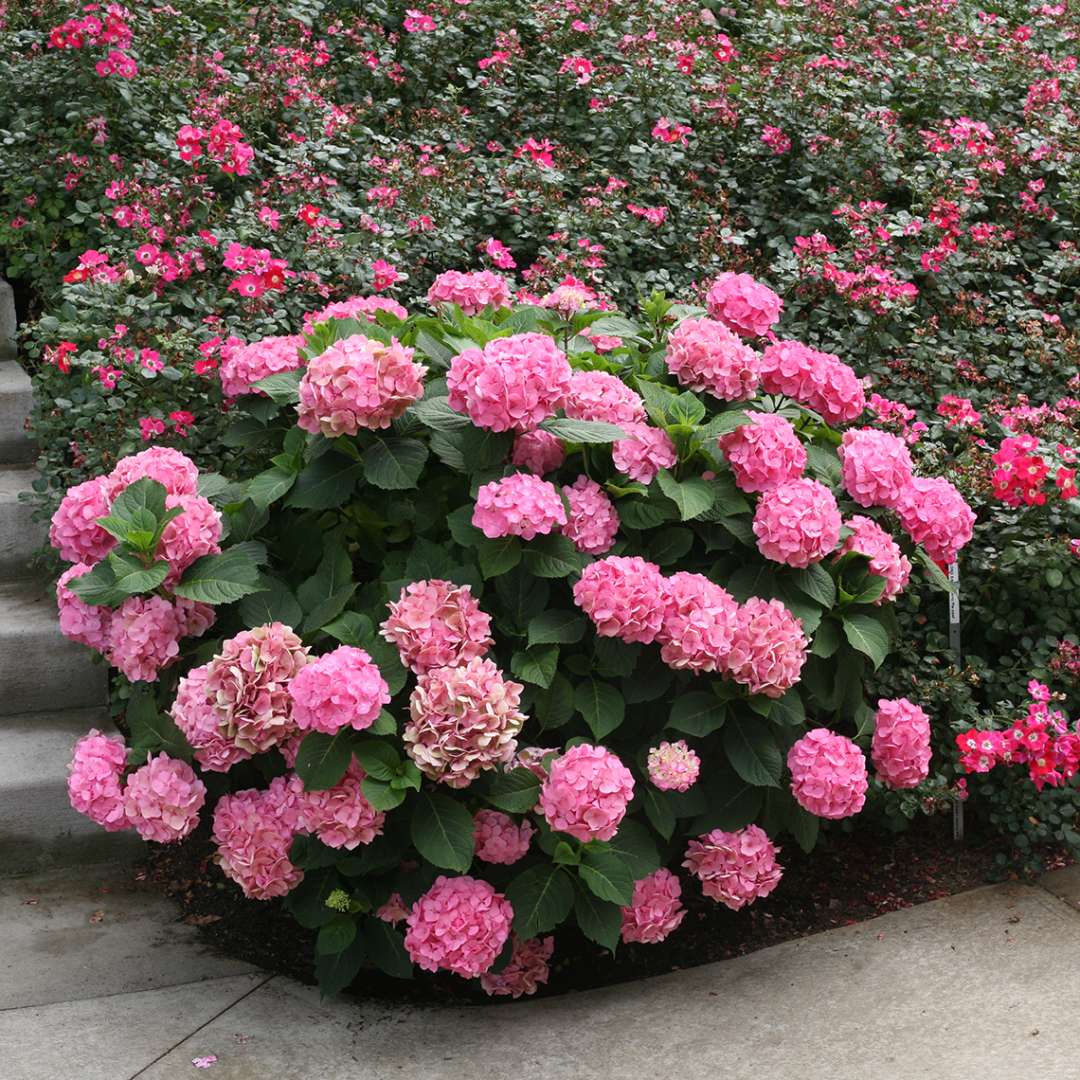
[4,862,1080,1080]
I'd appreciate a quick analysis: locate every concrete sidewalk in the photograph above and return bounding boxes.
[4,864,1080,1080]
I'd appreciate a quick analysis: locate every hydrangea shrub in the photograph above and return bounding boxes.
[58,281,972,996]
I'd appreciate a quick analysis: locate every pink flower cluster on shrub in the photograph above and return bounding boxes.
[380,580,494,673]
[219,335,304,398]
[472,473,567,540]
[788,729,868,819]
[539,743,635,842]
[719,413,806,493]
[759,340,866,425]
[683,826,783,910]
[872,698,932,789]
[621,869,686,944]
[705,273,783,338]
[665,316,760,401]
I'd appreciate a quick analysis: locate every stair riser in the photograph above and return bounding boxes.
[0,494,45,577]
[0,361,35,464]
[0,626,107,714]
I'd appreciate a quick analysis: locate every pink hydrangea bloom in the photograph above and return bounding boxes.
[404,875,514,978]
[753,478,842,568]
[472,473,567,540]
[894,477,976,565]
[647,739,701,792]
[473,809,535,864]
[512,746,559,785]
[705,272,783,337]
[611,422,677,484]
[405,658,525,787]
[872,697,932,789]
[67,729,129,831]
[202,623,309,753]
[561,475,620,554]
[788,729,868,819]
[56,563,112,650]
[218,334,304,398]
[109,446,199,497]
[683,825,783,910]
[573,555,666,644]
[480,935,554,998]
[381,579,494,674]
[171,665,252,773]
[212,781,304,899]
[510,429,566,475]
[620,868,687,944]
[838,428,913,508]
[376,892,409,925]
[838,515,911,603]
[565,370,646,426]
[297,334,426,436]
[49,476,115,564]
[539,743,635,842]
[665,317,761,401]
[175,598,216,639]
[158,494,222,584]
[725,598,808,698]
[758,341,866,426]
[447,333,572,433]
[656,571,739,673]
[298,761,386,849]
[719,413,806,493]
[288,646,389,735]
[107,595,184,682]
[123,753,206,843]
[303,295,407,332]
[427,270,512,315]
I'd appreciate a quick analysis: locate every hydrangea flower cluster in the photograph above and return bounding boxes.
[296,334,427,436]
[511,429,566,475]
[298,762,386,849]
[646,739,701,792]
[479,935,554,999]
[565,370,647,426]
[573,556,667,644]
[683,826,783,910]
[871,698,932,789]
[380,580,494,673]
[894,477,976,566]
[752,478,842,568]
[665,317,761,401]
[838,516,912,603]
[611,422,677,483]
[56,564,112,650]
[539,743,635,842]
[705,272,783,338]
[287,646,390,734]
[719,413,806,493]
[303,294,408,332]
[219,334,304,398]
[759,340,866,425]
[122,753,206,843]
[561,476,620,554]
[67,730,129,832]
[788,729,868,819]
[473,809,535,864]
[656,572,739,673]
[838,428,913,508]
[427,270,512,314]
[620,869,687,944]
[472,473,568,540]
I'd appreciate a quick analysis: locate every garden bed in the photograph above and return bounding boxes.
[146,817,1020,1005]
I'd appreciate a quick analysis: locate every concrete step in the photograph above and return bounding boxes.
[0,360,35,463]
[0,709,144,876]
[0,579,107,715]
[0,464,45,576]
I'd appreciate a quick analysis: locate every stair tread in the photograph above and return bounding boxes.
[0,359,32,394]
[0,463,37,499]
[0,709,111,789]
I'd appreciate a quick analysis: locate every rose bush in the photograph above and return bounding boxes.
[56,284,975,995]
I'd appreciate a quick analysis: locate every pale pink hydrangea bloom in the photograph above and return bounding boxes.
[838,516,911,603]
[611,422,677,483]
[473,473,567,540]
[297,334,426,436]
[67,729,129,831]
[404,875,514,977]
[107,595,184,682]
[894,477,976,565]
[539,743,635,842]
[109,446,199,497]
[376,892,409,925]
[381,579,494,674]
[758,340,866,425]
[202,623,310,753]
[287,646,389,734]
[175,598,216,639]
[480,935,554,998]
[473,809,535,864]
[56,563,112,650]
[647,739,701,792]
[427,269,512,315]
[212,779,304,899]
[656,571,739,673]
[512,746,559,786]
[838,428,913,508]
[123,753,206,843]
[724,598,808,698]
[171,665,252,773]
[303,295,408,332]
[49,476,115,564]
[719,413,806,493]
[218,334,304,398]
[298,761,386,849]
[683,825,783,910]
[620,868,687,944]
[573,555,666,644]
[405,657,525,787]
[564,370,647,426]
[447,333,572,433]
[753,478,842,568]
[561,475,620,554]
[788,729,868,819]
[158,494,222,585]
[665,317,761,401]
[872,698,932,789]
[705,272,783,337]
[510,429,566,475]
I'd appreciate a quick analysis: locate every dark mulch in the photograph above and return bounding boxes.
[143,817,1052,1006]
